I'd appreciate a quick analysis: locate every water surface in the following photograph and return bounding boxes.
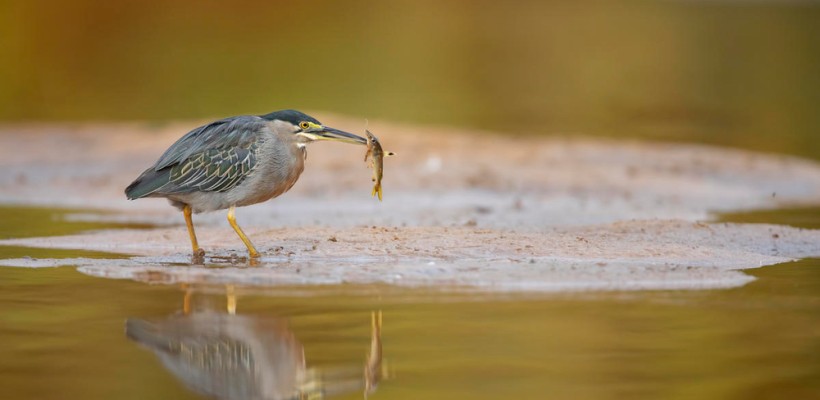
[0,259,818,399]
[0,207,818,399]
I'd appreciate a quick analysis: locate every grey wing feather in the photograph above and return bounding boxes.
[165,146,258,193]
[153,115,266,171]
[126,115,268,199]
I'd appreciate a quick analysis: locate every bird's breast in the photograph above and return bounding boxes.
[230,137,305,207]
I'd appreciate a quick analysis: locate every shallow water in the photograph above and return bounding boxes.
[0,206,144,262]
[0,260,818,399]
[0,207,818,399]
[0,206,154,240]
[719,206,820,230]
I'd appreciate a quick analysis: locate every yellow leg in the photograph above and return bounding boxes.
[181,284,192,315]
[183,205,203,256]
[227,206,260,258]
[226,284,236,315]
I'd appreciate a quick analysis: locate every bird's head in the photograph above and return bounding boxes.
[261,109,367,145]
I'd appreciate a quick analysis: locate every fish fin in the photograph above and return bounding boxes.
[371,184,382,201]
[385,152,396,157]
[377,185,383,201]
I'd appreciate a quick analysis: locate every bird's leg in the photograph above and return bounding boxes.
[226,284,236,315]
[181,283,192,315]
[227,206,260,258]
[183,204,205,260]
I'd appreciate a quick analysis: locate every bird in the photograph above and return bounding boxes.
[125,109,367,259]
[126,312,313,400]
[126,287,383,400]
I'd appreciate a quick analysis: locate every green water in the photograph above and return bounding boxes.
[0,261,818,399]
[0,206,818,399]
[0,206,153,240]
[720,207,820,230]
[0,206,146,261]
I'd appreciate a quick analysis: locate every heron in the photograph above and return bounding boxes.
[126,312,312,400]
[125,109,366,259]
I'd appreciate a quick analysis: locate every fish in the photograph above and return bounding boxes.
[364,310,383,397]
[364,130,393,201]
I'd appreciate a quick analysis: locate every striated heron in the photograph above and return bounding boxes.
[125,312,312,400]
[125,109,366,259]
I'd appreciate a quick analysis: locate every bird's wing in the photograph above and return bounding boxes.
[165,145,258,193]
[134,115,269,194]
[126,115,273,198]
[153,115,266,171]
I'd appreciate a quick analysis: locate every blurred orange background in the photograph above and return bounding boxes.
[1,0,818,158]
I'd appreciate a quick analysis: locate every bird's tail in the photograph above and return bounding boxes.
[125,168,169,199]
[125,318,174,352]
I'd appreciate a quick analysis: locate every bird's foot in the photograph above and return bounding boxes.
[191,248,206,264]
[207,252,260,267]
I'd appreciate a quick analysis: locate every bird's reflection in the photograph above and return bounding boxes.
[126,285,385,400]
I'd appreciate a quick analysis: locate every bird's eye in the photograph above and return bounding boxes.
[299,122,311,130]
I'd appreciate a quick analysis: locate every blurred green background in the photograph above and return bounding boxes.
[1,0,818,159]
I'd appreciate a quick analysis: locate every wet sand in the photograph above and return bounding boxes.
[1,113,819,291]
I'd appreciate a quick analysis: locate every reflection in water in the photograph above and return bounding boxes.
[364,311,383,398]
[126,287,384,400]
[126,313,311,400]
[2,257,819,399]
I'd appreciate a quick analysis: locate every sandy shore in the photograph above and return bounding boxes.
[1,113,819,291]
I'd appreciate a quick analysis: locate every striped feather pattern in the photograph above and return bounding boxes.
[168,144,258,193]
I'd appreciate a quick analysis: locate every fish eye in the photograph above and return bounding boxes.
[299,122,311,130]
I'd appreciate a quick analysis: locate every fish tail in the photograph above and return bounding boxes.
[372,184,383,201]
